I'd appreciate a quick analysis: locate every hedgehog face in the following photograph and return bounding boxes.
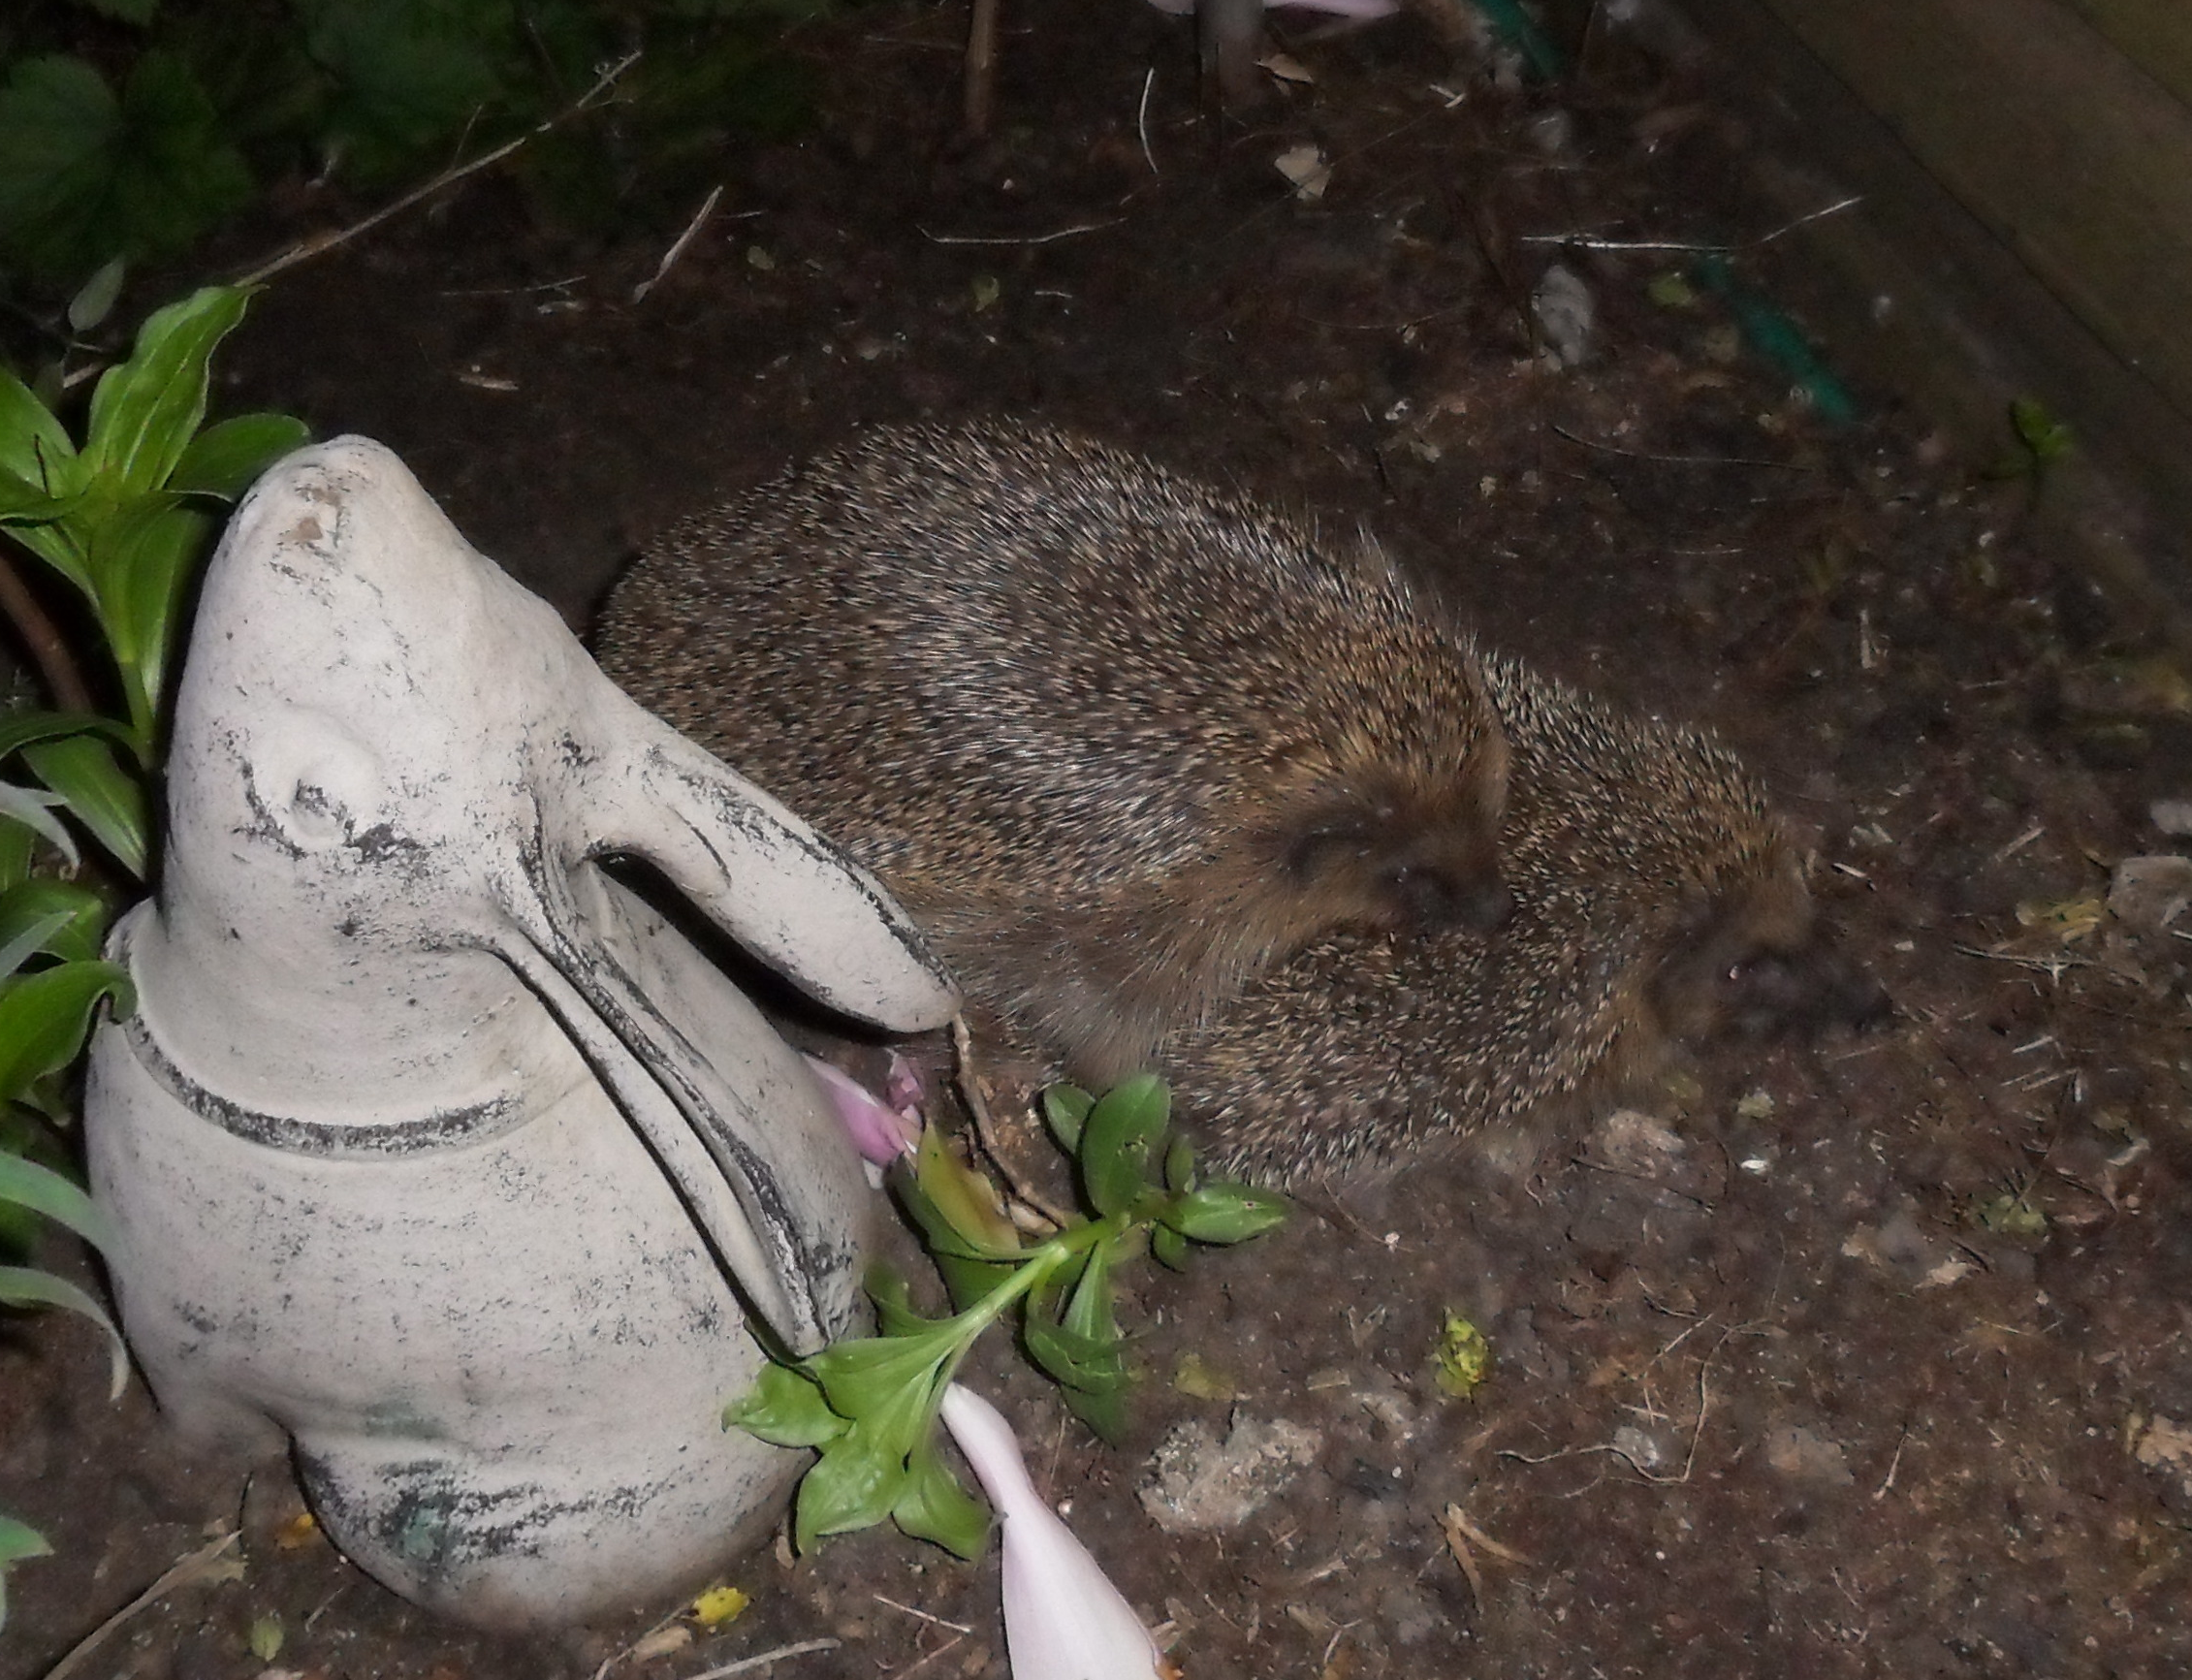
[1648,853,1889,1042]
[1277,765,1513,937]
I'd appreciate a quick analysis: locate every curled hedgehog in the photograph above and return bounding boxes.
[597,423,1882,1185]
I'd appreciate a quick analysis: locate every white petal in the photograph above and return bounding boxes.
[939,1384,1164,1680]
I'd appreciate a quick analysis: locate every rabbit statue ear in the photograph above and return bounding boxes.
[583,709,957,1033]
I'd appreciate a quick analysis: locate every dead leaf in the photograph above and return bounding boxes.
[1275,144,1331,203]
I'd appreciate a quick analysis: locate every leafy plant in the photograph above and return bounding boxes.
[728,1076,1287,1559]
[0,0,831,296]
[1985,396,2074,484]
[0,280,304,1628]
[3,285,307,771]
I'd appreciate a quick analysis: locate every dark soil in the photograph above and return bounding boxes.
[9,3,2192,1678]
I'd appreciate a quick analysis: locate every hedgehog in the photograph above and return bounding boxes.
[596,421,1514,1088]
[1163,650,1887,1187]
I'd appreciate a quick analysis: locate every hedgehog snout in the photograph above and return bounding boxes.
[1651,887,1890,1043]
[1719,942,1891,1038]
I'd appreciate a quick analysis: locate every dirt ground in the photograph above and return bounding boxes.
[9,2,2192,1677]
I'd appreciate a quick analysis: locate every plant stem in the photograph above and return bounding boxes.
[930,1214,1126,1385]
[0,551,95,714]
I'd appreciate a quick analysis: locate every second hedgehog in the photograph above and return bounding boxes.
[598,422,1512,1086]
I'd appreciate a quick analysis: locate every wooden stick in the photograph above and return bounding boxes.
[964,0,1000,138]
[43,1528,240,1680]
[229,50,643,290]
[0,550,95,714]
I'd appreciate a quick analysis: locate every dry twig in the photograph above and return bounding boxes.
[228,50,643,290]
[919,219,1124,246]
[632,185,725,303]
[43,1527,241,1680]
[679,1638,841,1680]
[952,1015,1070,1228]
[1519,195,1863,254]
[0,550,95,713]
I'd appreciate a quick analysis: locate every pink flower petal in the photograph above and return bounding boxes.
[886,1050,927,1119]
[802,1055,922,1165]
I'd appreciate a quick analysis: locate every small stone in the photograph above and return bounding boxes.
[1532,264,1595,368]
[1763,1424,1854,1489]
[2134,1414,2192,1499]
[2151,799,2192,837]
[1138,1414,1323,1533]
[1590,1108,1686,1177]
[1611,1423,1669,1473]
[2108,855,2192,932]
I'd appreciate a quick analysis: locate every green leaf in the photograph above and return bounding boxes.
[1058,1378,1128,1444]
[0,710,136,762]
[0,1513,54,1632]
[68,257,128,334]
[297,0,517,186]
[0,57,121,285]
[0,510,93,598]
[0,959,134,1101]
[1430,1311,1492,1400]
[1063,1235,1122,1347]
[246,1614,283,1664]
[1161,1183,1290,1246]
[0,462,85,524]
[85,286,253,497]
[1041,1082,1093,1152]
[1163,1133,1197,1194]
[1024,1306,1127,1396]
[864,1263,949,1340]
[2010,396,2072,463]
[894,1174,1023,1286]
[1150,1223,1189,1272]
[723,1359,846,1449]
[892,1438,990,1559]
[91,496,212,736]
[794,1431,909,1551]
[0,910,79,982]
[0,1150,113,1254]
[0,783,78,870]
[168,413,309,500]
[0,365,80,497]
[0,820,34,892]
[908,1125,1023,1259]
[0,1264,128,1398]
[22,736,149,878]
[1077,1074,1169,1218]
[0,878,110,967]
[805,1326,955,1422]
[0,55,253,289]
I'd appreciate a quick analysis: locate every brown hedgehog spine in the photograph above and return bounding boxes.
[596,421,1514,1089]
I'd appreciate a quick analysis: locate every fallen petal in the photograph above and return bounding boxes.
[939,1384,1165,1680]
[802,1055,922,1165]
[886,1050,928,1118]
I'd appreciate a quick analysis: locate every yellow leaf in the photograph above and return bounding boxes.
[691,1584,749,1628]
[275,1511,319,1550]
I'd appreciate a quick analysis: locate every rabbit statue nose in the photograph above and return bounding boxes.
[83,436,956,1628]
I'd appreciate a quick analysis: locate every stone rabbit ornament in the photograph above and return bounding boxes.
[83,437,958,1627]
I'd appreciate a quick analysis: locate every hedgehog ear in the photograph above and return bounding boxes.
[579,697,958,1032]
